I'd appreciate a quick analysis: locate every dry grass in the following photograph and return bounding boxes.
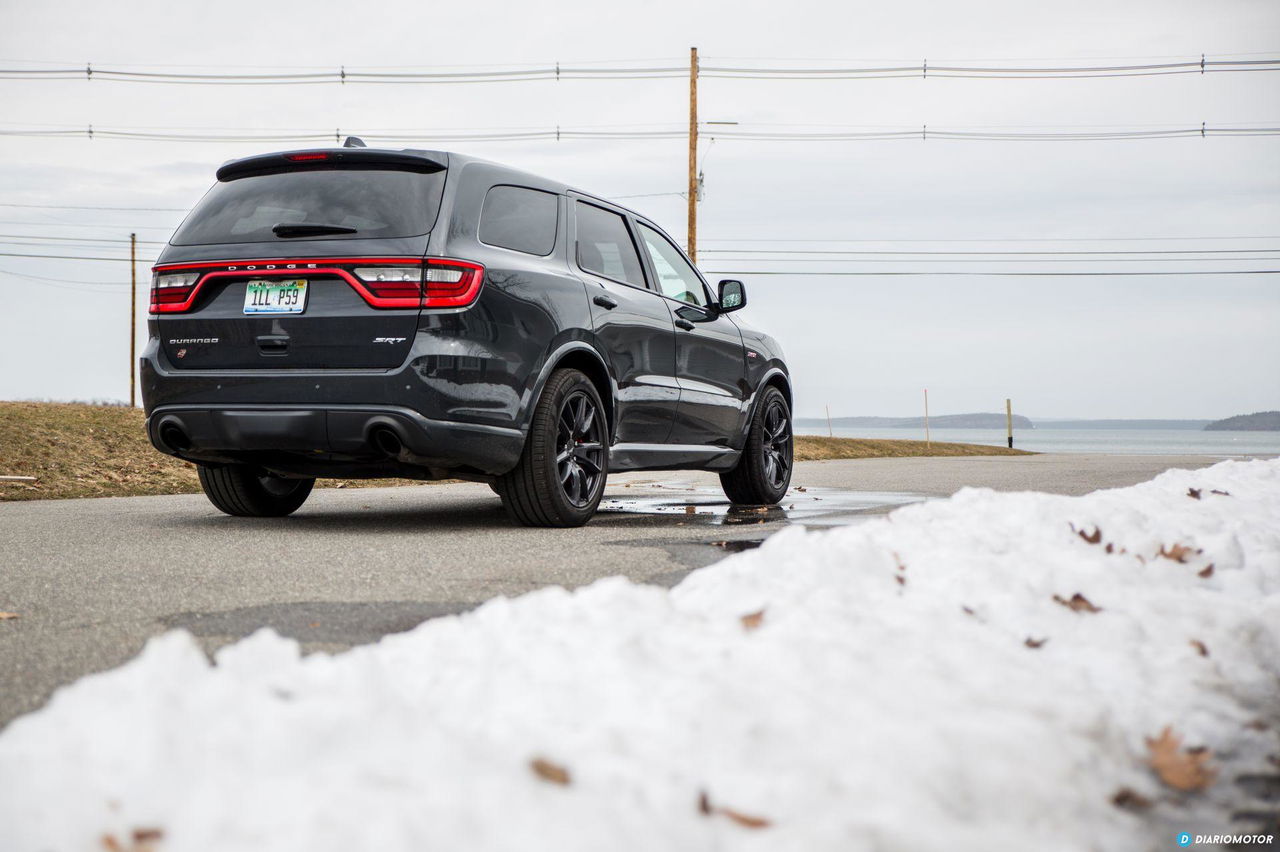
[1,402,1031,502]
[795,435,1032,461]
[0,402,426,502]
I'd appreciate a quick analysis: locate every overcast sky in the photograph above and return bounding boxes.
[0,0,1276,419]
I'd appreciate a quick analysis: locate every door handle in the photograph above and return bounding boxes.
[674,318,695,331]
[593,294,618,310]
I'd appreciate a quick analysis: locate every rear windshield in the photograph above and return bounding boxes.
[171,168,446,245]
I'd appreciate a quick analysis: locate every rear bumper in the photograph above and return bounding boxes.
[147,403,524,476]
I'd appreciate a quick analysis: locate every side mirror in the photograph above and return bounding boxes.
[718,279,746,313]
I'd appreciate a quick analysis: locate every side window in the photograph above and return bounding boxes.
[636,223,708,307]
[574,201,646,288]
[479,185,558,256]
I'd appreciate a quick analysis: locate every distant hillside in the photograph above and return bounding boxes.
[1033,419,1212,430]
[796,413,1033,429]
[1204,411,1280,432]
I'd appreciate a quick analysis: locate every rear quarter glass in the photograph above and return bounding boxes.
[171,169,446,246]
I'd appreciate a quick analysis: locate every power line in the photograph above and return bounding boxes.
[0,251,158,262]
[0,219,176,231]
[699,247,1280,256]
[701,235,1280,243]
[0,56,1275,84]
[0,233,167,246]
[0,201,187,212]
[699,269,1280,276]
[1,124,1277,144]
[0,267,128,285]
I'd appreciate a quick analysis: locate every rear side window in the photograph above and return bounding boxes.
[479,186,558,255]
[574,202,645,288]
[171,169,445,245]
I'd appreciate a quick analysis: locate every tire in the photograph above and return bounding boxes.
[495,368,609,527]
[720,385,793,504]
[197,463,315,517]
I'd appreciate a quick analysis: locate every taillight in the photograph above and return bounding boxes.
[422,259,485,308]
[149,271,200,313]
[352,267,423,308]
[147,257,485,314]
[346,260,484,308]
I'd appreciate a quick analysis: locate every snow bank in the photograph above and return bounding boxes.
[2,460,1278,851]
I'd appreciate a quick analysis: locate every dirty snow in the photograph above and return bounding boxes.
[1,459,1278,851]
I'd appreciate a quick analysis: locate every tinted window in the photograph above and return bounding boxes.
[479,186,558,255]
[637,223,708,306]
[171,169,445,245]
[575,202,645,287]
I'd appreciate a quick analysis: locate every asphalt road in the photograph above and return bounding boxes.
[0,453,1215,728]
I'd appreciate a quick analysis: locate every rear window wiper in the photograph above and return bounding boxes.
[271,223,359,238]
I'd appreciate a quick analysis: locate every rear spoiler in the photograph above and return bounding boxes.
[216,148,448,181]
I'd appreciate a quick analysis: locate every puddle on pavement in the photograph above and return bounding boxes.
[598,483,920,527]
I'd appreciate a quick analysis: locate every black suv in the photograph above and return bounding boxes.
[142,144,793,526]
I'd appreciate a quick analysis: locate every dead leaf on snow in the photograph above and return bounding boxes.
[132,828,164,850]
[1111,787,1153,811]
[1198,564,1215,579]
[684,505,697,515]
[1025,637,1048,649]
[698,790,771,829]
[795,486,806,492]
[1054,593,1102,613]
[530,757,571,786]
[1146,727,1217,791]
[740,609,765,631]
[1245,719,1269,732]
[1077,526,1102,545]
[961,606,976,616]
[1187,488,1201,500]
[1210,489,1230,496]
[722,807,772,829]
[1189,639,1209,657]
[894,574,906,587]
[1158,543,1200,563]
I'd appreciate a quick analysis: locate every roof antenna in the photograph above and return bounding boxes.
[343,136,367,148]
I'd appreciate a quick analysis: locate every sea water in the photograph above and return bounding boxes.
[797,427,1280,457]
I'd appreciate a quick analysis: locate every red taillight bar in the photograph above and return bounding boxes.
[148,257,485,313]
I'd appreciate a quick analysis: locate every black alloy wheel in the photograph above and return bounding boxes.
[496,368,610,526]
[556,391,606,507]
[719,385,793,505]
[760,396,793,491]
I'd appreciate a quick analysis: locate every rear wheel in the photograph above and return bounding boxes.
[197,463,315,517]
[720,385,793,504]
[495,368,608,527]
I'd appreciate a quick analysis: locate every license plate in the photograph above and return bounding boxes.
[243,279,308,314]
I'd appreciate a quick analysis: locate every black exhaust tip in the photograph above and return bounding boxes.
[159,423,192,453]
[370,426,403,458]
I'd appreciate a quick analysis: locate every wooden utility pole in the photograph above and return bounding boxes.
[1006,398,1014,448]
[924,388,931,447]
[129,232,137,407]
[687,46,698,263]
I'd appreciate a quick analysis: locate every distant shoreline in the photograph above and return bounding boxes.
[796,416,1212,431]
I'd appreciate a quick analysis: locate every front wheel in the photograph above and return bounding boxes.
[495,368,609,527]
[197,463,315,517]
[720,386,793,504]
